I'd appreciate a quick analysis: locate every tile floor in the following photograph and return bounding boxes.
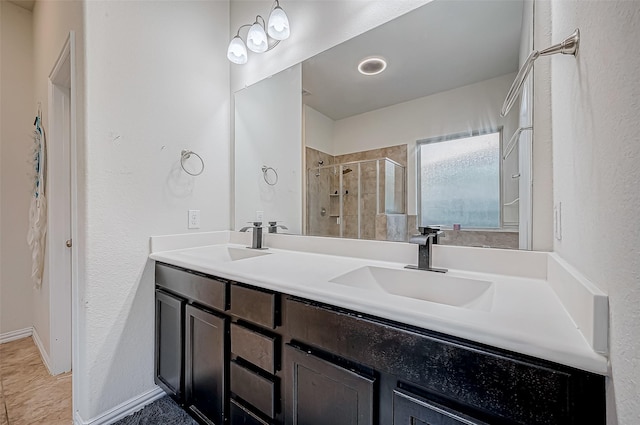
[0,337,71,424]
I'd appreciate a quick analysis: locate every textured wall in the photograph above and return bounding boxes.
[531,0,553,251]
[81,0,230,420]
[0,1,34,336]
[547,1,640,423]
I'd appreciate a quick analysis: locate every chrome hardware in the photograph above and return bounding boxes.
[501,29,580,117]
[239,222,265,249]
[503,126,533,160]
[65,239,72,248]
[405,226,447,273]
[180,149,205,176]
[268,221,288,234]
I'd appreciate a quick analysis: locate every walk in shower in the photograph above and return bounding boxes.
[307,158,406,240]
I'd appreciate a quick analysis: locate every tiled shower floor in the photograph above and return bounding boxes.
[0,337,71,424]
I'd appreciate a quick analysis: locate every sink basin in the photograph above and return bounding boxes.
[180,245,271,263]
[330,266,494,311]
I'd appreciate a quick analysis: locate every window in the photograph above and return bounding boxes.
[418,130,501,229]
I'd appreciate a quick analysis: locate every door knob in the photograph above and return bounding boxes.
[65,239,72,248]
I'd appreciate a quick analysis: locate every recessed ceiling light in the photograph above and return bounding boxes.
[358,57,387,76]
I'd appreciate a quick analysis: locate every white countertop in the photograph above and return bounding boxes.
[149,231,609,375]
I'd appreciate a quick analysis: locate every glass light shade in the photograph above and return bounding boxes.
[267,6,290,40]
[247,22,268,53]
[227,36,248,64]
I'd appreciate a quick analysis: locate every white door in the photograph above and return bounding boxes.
[47,34,75,375]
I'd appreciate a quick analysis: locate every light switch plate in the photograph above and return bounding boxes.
[188,210,201,229]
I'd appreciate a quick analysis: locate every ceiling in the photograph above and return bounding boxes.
[302,0,524,121]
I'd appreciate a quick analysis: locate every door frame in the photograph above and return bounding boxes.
[47,31,77,376]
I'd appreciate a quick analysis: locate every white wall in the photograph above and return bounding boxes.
[32,0,85,372]
[327,73,519,219]
[531,0,554,251]
[304,105,334,156]
[81,0,230,420]
[546,1,640,423]
[230,0,430,92]
[235,65,302,233]
[0,1,34,336]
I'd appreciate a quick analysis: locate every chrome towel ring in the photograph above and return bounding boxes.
[262,165,278,186]
[181,149,204,176]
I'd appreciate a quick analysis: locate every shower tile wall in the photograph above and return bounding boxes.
[375,214,407,242]
[336,144,407,239]
[335,144,407,167]
[306,145,408,240]
[440,230,518,249]
[306,148,337,237]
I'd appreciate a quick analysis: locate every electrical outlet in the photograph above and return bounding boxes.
[188,210,201,229]
[554,202,562,240]
[256,210,264,222]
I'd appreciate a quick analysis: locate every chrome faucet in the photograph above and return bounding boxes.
[406,226,447,273]
[268,221,288,234]
[239,222,265,249]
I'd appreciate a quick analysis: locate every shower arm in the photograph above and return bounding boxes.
[501,29,580,117]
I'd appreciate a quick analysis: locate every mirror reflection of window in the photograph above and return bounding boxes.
[418,131,501,229]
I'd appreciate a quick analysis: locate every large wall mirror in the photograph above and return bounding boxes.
[234,0,534,250]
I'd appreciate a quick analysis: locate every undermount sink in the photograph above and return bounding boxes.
[330,266,494,311]
[181,245,271,263]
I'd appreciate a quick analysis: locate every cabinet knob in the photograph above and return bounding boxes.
[65,239,72,248]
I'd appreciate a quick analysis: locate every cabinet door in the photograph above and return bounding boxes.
[185,304,228,425]
[284,344,375,425]
[393,389,486,425]
[155,290,184,400]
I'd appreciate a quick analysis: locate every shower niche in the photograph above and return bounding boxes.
[307,154,407,241]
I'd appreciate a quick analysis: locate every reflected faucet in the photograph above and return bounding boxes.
[268,221,288,234]
[239,221,265,249]
[406,227,448,273]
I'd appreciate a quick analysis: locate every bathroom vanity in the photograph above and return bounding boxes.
[150,232,608,425]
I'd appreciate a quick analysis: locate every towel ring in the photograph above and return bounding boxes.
[181,149,204,176]
[262,166,278,186]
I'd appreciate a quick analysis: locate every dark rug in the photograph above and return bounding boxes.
[113,396,197,425]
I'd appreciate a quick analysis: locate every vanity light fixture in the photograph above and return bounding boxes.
[358,57,387,76]
[227,0,290,65]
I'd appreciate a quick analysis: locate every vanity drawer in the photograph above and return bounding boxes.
[230,361,277,419]
[230,284,279,329]
[155,263,227,312]
[230,399,271,425]
[231,323,278,374]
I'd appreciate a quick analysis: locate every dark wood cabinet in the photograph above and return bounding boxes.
[155,262,606,425]
[155,290,185,401]
[185,304,228,425]
[230,399,271,425]
[283,344,375,425]
[392,389,486,425]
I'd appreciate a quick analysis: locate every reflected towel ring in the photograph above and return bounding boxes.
[181,149,204,176]
[262,165,278,186]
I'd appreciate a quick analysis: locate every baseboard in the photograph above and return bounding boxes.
[31,327,54,375]
[0,327,33,344]
[74,386,165,425]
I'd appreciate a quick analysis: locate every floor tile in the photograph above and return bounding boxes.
[0,337,72,425]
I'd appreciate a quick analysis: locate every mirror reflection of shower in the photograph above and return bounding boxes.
[307,156,406,241]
